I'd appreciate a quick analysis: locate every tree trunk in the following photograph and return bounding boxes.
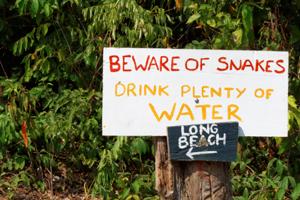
[154,137,232,200]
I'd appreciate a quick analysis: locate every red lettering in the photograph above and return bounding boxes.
[132,55,149,71]
[122,55,132,72]
[148,56,159,71]
[217,57,228,71]
[185,58,198,71]
[255,59,265,72]
[200,58,209,70]
[109,55,121,72]
[275,59,285,74]
[265,60,274,73]
[242,59,254,71]
[230,60,242,71]
[160,56,170,71]
[171,56,180,71]
[216,57,285,74]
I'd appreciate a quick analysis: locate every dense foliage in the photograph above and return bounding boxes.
[0,0,299,199]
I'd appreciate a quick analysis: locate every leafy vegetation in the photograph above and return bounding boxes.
[0,0,299,199]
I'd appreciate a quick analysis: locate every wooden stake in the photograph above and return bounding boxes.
[154,137,232,200]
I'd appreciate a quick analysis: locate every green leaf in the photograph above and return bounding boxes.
[278,139,289,154]
[44,3,50,17]
[31,0,39,16]
[187,13,200,24]
[15,0,28,14]
[132,177,144,194]
[288,176,296,188]
[241,4,254,47]
[289,95,298,108]
[291,184,300,200]
[213,37,223,48]
[15,157,26,170]
[120,188,130,199]
[232,28,243,46]
[207,19,216,27]
[242,188,249,197]
[131,138,148,156]
[126,195,140,200]
[276,188,285,200]
[12,42,18,55]
[280,177,289,190]
[276,160,284,176]
[185,40,208,49]
[289,95,300,127]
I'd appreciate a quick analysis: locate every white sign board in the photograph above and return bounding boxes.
[102,48,288,137]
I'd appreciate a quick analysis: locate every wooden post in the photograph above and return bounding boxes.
[154,137,232,200]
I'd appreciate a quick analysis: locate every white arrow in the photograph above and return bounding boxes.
[186,147,218,160]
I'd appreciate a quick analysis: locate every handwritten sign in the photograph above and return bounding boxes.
[167,122,238,161]
[102,48,288,136]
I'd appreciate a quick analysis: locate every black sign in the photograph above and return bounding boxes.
[167,122,239,162]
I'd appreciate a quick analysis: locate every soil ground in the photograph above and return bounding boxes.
[0,167,102,200]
